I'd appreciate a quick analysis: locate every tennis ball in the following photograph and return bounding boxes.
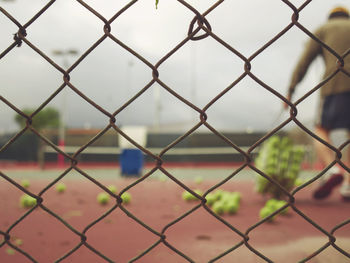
[280,137,292,147]
[121,192,131,204]
[281,151,290,161]
[213,189,224,201]
[221,192,239,203]
[212,201,225,215]
[286,170,297,179]
[268,148,279,159]
[290,163,301,174]
[266,157,278,168]
[194,189,203,198]
[182,191,193,201]
[27,196,37,207]
[194,176,203,184]
[268,136,280,146]
[20,194,29,207]
[279,161,289,171]
[265,166,277,176]
[265,199,279,209]
[56,183,66,193]
[224,201,240,214]
[221,192,231,201]
[19,194,37,208]
[107,185,117,194]
[159,175,167,182]
[97,192,110,205]
[265,199,288,215]
[275,200,289,215]
[21,179,30,188]
[205,193,216,206]
[182,190,202,201]
[259,206,275,222]
[14,238,23,246]
[230,192,241,203]
[6,248,15,255]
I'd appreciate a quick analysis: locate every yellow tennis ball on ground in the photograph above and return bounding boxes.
[275,200,289,215]
[230,192,241,203]
[19,194,28,207]
[19,194,37,208]
[27,196,37,207]
[259,206,275,222]
[182,191,192,201]
[159,175,168,182]
[221,192,231,202]
[121,192,131,204]
[213,189,224,201]
[182,189,202,201]
[224,201,240,215]
[14,238,23,246]
[97,192,110,205]
[212,201,225,215]
[56,182,66,193]
[21,179,30,188]
[205,193,216,206]
[107,185,117,194]
[194,176,203,184]
[6,248,15,255]
[193,189,203,199]
[265,199,279,210]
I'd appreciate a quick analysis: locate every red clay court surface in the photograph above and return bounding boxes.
[0,167,350,262]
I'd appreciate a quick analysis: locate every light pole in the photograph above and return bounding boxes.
[52,49,78,167]
[190,42,197,123]
[154,84,161,131]
[125,59,134,126]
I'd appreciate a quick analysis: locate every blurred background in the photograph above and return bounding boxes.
[0,0,348,166]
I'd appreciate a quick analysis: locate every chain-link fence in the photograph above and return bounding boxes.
[1,0,350,262]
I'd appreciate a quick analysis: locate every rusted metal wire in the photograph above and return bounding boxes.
[0,0,349,262]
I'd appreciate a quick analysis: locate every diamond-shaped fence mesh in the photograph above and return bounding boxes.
[0,0,350,262]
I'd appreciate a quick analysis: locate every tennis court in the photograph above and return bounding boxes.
[1,165,349,262]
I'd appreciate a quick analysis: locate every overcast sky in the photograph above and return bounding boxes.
[0,0,349,134]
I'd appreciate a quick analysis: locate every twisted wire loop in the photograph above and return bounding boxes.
[0,0,349,262]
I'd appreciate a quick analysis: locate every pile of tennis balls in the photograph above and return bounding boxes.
[182,189,241,216]
[259,198,289,222]
[209,190,241,215]
[96,185,132,206]
[255,135,305,199]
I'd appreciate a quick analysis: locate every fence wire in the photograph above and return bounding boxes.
[0,0,350,262]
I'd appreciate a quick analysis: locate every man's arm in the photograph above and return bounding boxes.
[288,28,323,98]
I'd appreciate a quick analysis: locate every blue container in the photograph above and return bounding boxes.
[120,149,144,176]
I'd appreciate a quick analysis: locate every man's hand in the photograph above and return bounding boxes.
[283,94,291,109]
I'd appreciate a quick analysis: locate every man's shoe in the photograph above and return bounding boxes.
[313,173,344,199]
[340,183,350,202]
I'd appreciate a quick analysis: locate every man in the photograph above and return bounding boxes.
[286,6,350,200]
